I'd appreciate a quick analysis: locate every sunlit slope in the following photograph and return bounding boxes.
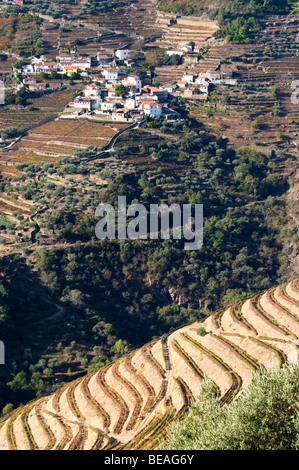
[0,278,298,450]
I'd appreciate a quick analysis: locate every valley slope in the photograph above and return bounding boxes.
[0,276,298,450]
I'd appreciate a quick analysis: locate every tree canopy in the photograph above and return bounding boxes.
[160,362,299,450]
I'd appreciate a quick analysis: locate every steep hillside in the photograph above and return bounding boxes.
[0,277,298,450]
[155,11,219,47]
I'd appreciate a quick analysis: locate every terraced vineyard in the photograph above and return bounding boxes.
[155,11,219,47]
[0,119,129,174]
[0,277,298,450]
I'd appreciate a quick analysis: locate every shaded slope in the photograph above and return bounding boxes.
[0,277,298,450]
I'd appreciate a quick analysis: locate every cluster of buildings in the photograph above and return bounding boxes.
[67,72,180,121]
[175,68,237,100]
[20,49,135,77]
[165,45,194,56]
[18,44,237,120]
[22,77,62,91]
[22,55,92,76]
[5,0,25,5]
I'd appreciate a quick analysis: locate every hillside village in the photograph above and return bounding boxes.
[16,48,237,122]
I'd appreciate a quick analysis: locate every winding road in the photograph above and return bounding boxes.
[84,118,145,162]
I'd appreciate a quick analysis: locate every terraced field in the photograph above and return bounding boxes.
[0,277,298,450]
[155,11,219,48]
[28,0,163,56]
[0,119,128,166]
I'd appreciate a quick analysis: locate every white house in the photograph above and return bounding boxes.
[125,98,136,110]
[43,62,59,73]
[102,68,121,82]
[34,64,46,73]
[166,49,184,56]
[206,70,221,81]
[31,57,44,65]
[57,55,76,63]
[177,80,187,88]
[182,45,193,52]
[107,88,124,100]
[122,75,142,91]
[221,68,233,79]
[84,84,101,97]
[89,96,102,109]
[69,97,92,111]
[195,76,209,85]
[72,57,91,69]
[101,100,119,112]
[141,85,168,101]
[23,64,34,73]
[161,84,176,93]
[182,74,196,84]
[138,94,158,103]
[198,83,209,94]
[141,100,163,118]
[97,53,112,64]
[115,49,131,61]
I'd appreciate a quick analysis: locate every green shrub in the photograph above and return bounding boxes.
[160,362,299,450]
[196,327,207,336]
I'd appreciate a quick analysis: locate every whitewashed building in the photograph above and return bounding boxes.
[182,74,196,84]
[206,70,221,81]
[72,57,91,69]
[84,84,101,97]
[125,98,136,110]
[101,100,119,112]
[102,68,121,82]
[115,49,131,61]
[141,100,163,118]
[122,75,142,91]
[69,97,92,111]
[166,49,184,56]
[161,84,176,93]
[182,45,193,52]
[195,76,210,85]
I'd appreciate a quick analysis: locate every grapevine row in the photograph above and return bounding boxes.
[5,413,18,450]
[251,295,295,337]
[268,288,299,322]
[277,284,299,314]
[140,346,165,378]
[212,308,226,330]
[248,337,287,366]
[142,397,175,450]
[52,382,69,414]
[35,400,56,450]
[43,410,73,450]
[90,427,105,450]
[81,373,111,431]
[219,371,242,405]
[211,333,261,372]
[68,422,88,450]
[174,377,194,421]
[181,332,232,372]
[230,302,258,335]
[20,403,39,450]
[171,339,205,380]
[111,360,143,431]
[66,378,84,422]
[181,333,243,403]
[123,354,156,417]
